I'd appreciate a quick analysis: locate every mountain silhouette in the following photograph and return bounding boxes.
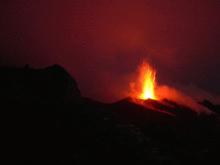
[1,65,220,164]
[0,65,81,103]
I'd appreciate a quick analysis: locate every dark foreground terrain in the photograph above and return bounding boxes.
[1,65,220,164]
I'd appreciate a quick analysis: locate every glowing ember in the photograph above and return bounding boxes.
[130,60,157,100]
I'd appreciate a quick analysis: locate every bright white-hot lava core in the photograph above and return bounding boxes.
[130,60,157,100]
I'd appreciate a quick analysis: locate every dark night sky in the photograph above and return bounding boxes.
[0,0,220,102]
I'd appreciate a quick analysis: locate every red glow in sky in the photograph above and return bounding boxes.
[0,0,220,101]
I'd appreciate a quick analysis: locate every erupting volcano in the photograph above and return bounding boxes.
[130,60,157,100]
[0,64,219,165]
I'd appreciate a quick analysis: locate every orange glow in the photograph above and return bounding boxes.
[130,60,157,100]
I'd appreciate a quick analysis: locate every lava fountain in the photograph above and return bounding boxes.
[130,60,157,100]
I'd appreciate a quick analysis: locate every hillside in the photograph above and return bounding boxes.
[1,65,220,164]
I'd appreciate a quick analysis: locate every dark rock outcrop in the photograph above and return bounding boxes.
[0,65,81,103]
[200,99,220,114]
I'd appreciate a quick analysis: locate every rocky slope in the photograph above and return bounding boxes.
[1,65,220,164]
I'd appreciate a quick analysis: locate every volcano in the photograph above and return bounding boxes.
[1,65,220,164]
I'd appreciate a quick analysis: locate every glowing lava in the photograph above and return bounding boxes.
[130,60,157,100]
[139,62,157,100]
